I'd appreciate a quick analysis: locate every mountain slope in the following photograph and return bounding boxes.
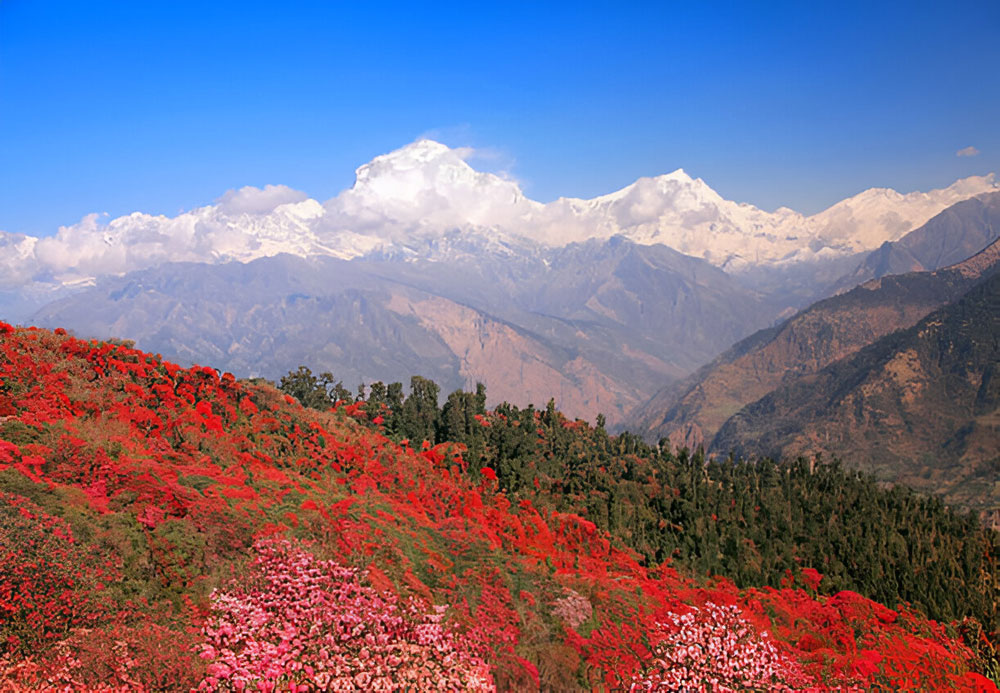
[626,209,1000,448]
[33,239,784,425]
[838,190,1000,286]
[712,271,1000,510]
[28,254,629,417]
[0,322,995,689]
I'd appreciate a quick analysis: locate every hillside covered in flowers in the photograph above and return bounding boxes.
[0,322,997,690]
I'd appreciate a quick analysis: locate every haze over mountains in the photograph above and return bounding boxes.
[627,215,1000,511]
[3,140,999,428]
[32,239,782,425]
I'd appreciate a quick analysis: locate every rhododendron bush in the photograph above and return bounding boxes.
[0,492,112,653]
[198,537,492,691]
[629,602,812,691]
[0,322,995,691]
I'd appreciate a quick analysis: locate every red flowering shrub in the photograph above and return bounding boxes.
[198,538,494,691]
[0,493,114,655]
[15,622,205,691]
[0,325,994,690]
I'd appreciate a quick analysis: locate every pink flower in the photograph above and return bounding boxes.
[196,538,494,691]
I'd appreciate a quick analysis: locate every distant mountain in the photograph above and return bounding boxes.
[626,198,1000,448]
[836,191,1000,287]
[712,270,1000,510]
[33,239,783,425]
[2,140,995,310]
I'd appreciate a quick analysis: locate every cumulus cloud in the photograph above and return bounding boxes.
[33,212,183,283]
[216,184,308,215]
[1,187,329,291]
[459,145,517,173]
[0,230,41,288]
[322,139,537,239]
[414,127,520,181]
[956,146,980,157]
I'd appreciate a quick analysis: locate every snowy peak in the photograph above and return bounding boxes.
[530,167,807,264]
[352,139,479,196]
[810,173,999,252]
[329,140,538,234]
[1,139,997,294]
[941,172,997,197]
[349,139,527,208]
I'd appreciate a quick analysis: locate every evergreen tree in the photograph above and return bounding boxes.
[400,376,440,443]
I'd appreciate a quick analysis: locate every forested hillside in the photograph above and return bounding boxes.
[0,323,996,690]
[714,270,1000,511]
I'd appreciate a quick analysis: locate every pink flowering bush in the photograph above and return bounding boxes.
[629,602,813,692]
[551,588,592,630]
[198,538,494,691]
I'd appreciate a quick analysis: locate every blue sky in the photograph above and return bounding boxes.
[2,0,998,236]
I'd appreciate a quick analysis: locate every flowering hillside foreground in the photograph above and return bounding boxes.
[0,322,995,691]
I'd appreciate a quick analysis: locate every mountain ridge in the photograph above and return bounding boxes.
[33,237,784,425]
[712,271,1000,510]
[1,140,995,312]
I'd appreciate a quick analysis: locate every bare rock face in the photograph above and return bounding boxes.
[666,422,705,452]
[383,292,631,424]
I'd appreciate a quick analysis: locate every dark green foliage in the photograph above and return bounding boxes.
[277,366,351,409]
[399,376,440,444]
[481,404,999,634]
[438,383,487,451]
[281,367,486,449]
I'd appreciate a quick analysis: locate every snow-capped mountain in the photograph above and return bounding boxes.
[1,139,996,293]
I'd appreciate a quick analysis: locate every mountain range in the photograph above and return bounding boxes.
[31,239,783,424]
[628,225,1000,511]
[2,140,996,297]
[3,141,999,430]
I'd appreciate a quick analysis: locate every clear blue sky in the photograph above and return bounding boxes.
[2,0,998,236]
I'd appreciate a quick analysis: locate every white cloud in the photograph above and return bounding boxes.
[0,231,41,288]
[956,146,980,157]
[216,184,308,215]
[442,142,518,184]
[322,139,538,239]
[5,191,329,290]
[413,128,520,182]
